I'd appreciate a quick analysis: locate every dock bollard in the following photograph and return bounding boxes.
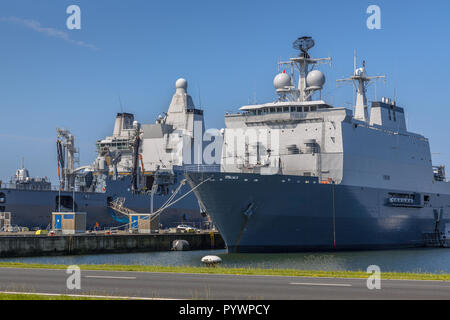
[201,255,222,267]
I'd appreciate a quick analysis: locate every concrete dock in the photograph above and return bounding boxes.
[0,231,225,258]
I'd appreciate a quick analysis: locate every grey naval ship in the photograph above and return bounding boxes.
[186,37,450,253]
[0,79,213,229]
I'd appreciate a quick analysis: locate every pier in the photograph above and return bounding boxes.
[0,231,225,258]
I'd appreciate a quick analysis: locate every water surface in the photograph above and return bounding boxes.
[2,248,450,274]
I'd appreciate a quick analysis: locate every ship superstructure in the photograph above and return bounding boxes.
[0,79,209,229]
[187,37,450,252]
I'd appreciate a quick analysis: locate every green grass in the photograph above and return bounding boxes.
[0,262,449,281]
[0,293,117,300]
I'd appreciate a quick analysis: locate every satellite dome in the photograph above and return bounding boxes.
[176,78,188,91]
[306,70,325,88]
[273,72,292,90]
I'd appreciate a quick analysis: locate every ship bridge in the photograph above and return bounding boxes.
[238,100,332,115]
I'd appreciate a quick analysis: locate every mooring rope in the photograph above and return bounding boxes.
[108,175,213,229]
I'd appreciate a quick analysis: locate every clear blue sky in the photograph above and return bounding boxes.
[0,0,449,183]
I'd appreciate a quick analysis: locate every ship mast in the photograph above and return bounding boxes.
[57,128,79,191]
[337,54,386,122]
[277,36,332,102]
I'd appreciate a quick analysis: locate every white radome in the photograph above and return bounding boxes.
[273,72,292,90]
[306,70,325,88]
[176,78,188,90]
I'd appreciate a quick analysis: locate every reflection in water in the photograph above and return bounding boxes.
[1,248,450,274]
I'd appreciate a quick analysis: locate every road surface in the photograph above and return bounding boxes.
[0,267,449,300]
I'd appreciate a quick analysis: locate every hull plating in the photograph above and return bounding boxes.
[186,172,450,253]
[0,172,203,229]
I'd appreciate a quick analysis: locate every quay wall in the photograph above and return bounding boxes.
[0,232,225,258]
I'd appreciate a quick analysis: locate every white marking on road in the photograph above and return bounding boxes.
[85,275,137,280]
[2,267,449,283]
[0,291,179,300]
[290,282,352,287]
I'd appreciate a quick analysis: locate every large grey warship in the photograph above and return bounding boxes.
[186,37,450,252]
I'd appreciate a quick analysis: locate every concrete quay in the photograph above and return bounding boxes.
[0,231,225,258]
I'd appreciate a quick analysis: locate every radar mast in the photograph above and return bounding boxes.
[337,53,386,122]
[277,36,332,102]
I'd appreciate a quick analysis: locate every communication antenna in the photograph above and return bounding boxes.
[277,36,331,102]
[337,56,386,122]
[197,84,202,109]
[118,94,124,113]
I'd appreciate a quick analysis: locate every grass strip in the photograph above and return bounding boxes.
[0,292,117,300]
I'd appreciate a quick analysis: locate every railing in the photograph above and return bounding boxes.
[0,182,101,193]
[180,165,221,173]
[0,182,60,191]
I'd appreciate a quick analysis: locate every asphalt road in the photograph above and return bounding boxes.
[0,267,449,300]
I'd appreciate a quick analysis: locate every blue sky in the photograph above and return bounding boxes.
[0,0,449,183]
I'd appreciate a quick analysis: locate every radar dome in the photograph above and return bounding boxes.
[306,70,325,88]
[176,78,188,91]
[273,72,292,90]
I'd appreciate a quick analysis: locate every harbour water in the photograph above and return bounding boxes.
[1,248,450,274]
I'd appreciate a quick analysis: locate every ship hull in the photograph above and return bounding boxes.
[186,172,450,253]
[0,171,204,229]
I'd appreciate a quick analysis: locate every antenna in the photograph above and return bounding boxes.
[293,36,315,58]
[278,36,331,102]
[197,84,202,109]
[337,57,386,122]
[374,81,377,101]
[118,94,124,113]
